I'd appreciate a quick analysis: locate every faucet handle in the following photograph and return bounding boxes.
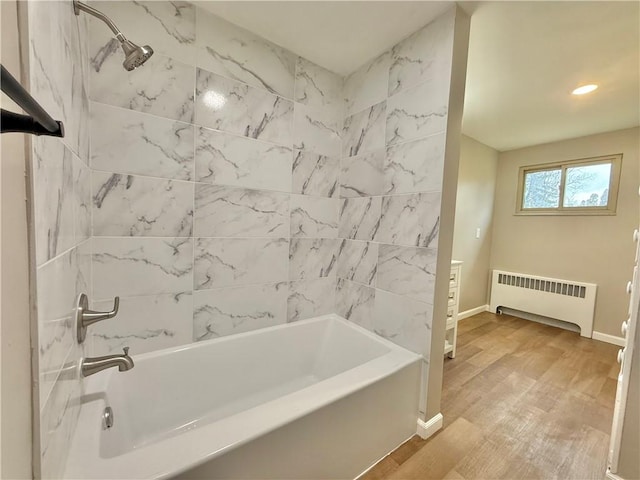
[83,296,120,324]
[76,294,121,344]
[123,347,130,357]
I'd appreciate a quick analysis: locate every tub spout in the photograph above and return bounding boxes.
[81,347,135,377]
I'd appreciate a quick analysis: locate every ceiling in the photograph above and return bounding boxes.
[198,1,640,152]
[198,1,453,75]
[463,1,640,151]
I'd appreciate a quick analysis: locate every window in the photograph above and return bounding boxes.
[516,154,622,215]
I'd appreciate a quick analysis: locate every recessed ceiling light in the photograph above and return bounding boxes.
[572,84,598,95]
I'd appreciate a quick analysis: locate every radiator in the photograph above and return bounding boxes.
[489,270,596,338]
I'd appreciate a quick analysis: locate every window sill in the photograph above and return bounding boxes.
[514,209,616,216]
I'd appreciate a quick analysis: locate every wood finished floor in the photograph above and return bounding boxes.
[363,312,619,480]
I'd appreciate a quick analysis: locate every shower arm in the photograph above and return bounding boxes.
[73,1,128,42]
[73,0,154,71]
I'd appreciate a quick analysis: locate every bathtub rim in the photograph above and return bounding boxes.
[65,314,422,480]
[115,312,399,363]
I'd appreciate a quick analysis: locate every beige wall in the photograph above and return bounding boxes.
[452,135,498,312]
[0,0,33,478]
[491,127,639,337]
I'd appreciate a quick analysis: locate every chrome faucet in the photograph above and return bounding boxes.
[81,347,135,377]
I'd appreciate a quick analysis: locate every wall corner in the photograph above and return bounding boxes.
[425,5,471,420]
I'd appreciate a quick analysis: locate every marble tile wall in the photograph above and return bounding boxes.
[27,1,91,478]
[85,1,343,357]
[336,7,457,363]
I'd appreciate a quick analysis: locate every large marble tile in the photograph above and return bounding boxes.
[388,8,455,96]
[92,237,193,300]
[343,51,390,117]
[33,137,75,266]
[193,283,288,340]
[90,50,194,123]
[287,278,336,322]
[377,244,437,303]
[338,197,381,241]
[195,127,292,191]
[27,0,65,122]
[194,184,289,237]
[196,69,293,146]
[290,195,339,238]
[38,314,73,409]
[91,102,194,181]
[89,1,196,64]
[36,247,82,323]
[340,149,385,197]
[64,3,90,163]
[40,353,81,480]
[76,240,93,303]
[386,78,449,146]
[295,57,343,110]
[73,152,91,245]
[37,248,78,408]
[373,289,432,355]
[337,239,378,287]
[343,101,386,158]
[293,103,341,158]
[196,8,296,99]
[340,135,446,198]
[90,293,193,356]
[28,1,89,162]
[92,172,193,237]
[74,4,91,162]
[291,150,338,198]
[376,193,441,247]
[384,134,445,194]
[289,238,338,280]
[194,237,289,290]
[336,278,375,330]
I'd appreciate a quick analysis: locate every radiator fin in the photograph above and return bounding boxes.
[497,273,586,299]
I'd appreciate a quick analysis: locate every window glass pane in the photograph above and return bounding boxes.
[523,169,561,209]
[563,162,611,207]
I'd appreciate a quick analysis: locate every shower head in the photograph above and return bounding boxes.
[73,0,154,71]
[121,40,154,71]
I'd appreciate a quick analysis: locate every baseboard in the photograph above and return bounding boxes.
[458,305,489,321]
[593,331,625,346]
[416,413,443,439]
[606,469,625,480]
[359,415,445,478]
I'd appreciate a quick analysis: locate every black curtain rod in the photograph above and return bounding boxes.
[1,64,64,137]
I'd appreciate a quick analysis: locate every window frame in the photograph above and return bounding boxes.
[515,154,623,216]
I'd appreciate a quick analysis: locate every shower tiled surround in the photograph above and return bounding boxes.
[86,1,343,355]
[336,9,456,361]
[26,1,90,478]
[25,1,464,478]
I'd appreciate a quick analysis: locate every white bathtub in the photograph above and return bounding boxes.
[65,314,421,479]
